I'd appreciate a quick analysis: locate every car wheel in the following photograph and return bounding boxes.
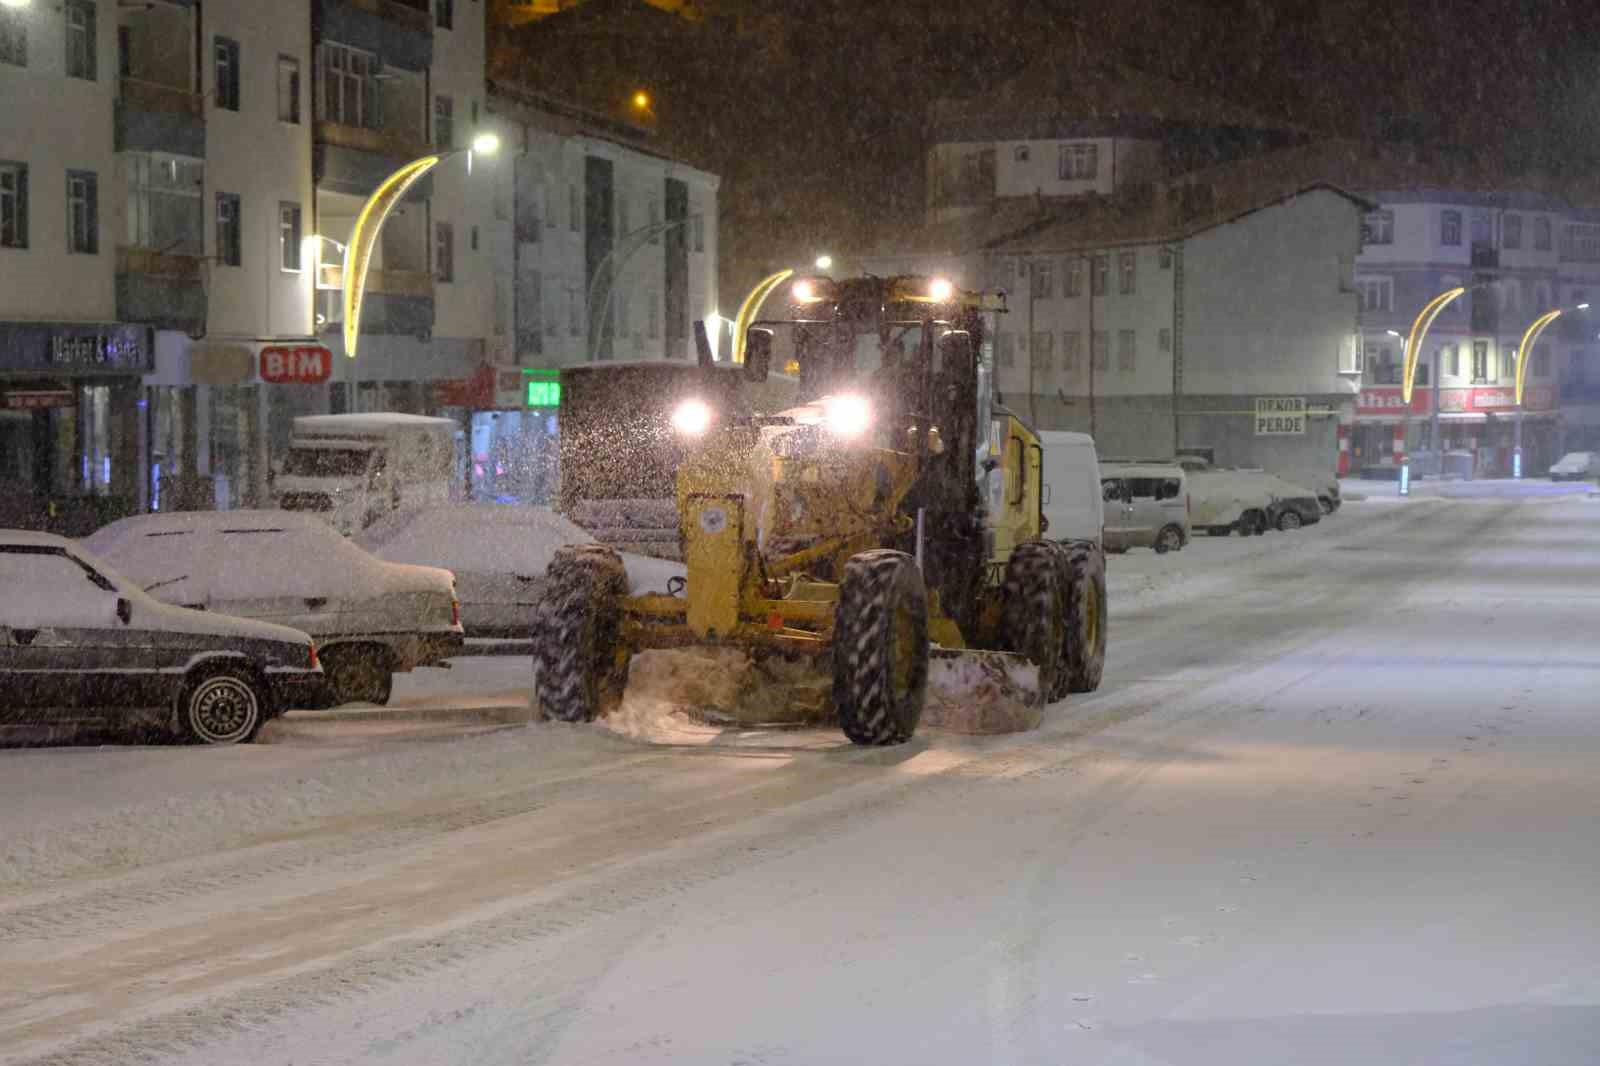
[1278,509,1303,532]
[179,664,266,745]
[1153,525,1184,554]
[323,645,394,706]
[1318,495,1334,516]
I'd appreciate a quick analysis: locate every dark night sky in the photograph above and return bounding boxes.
[497,0,1600,298]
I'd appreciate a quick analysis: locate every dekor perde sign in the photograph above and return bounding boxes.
[1254,397,1307,435]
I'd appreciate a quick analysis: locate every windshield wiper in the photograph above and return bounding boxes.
[143,574,189,593]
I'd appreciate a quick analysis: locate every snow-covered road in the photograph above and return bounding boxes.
[5,495,1600,1065]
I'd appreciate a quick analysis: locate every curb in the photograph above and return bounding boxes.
[282,699,535,726]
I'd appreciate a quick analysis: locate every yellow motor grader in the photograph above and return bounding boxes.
[533,274,1105,744]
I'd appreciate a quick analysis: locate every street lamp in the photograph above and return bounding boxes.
[1396,286,1467,493]
[0,0,30,9]
[815,254,833,271]
[340,135,497,364]
[1511,304,1585,479]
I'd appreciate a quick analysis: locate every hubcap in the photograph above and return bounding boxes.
[191,677,257,743]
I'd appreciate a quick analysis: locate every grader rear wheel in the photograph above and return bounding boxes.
[1057,542,1107,697]
[1003,541,1066,703]
[533,545,630,723]
[832,550,929,746]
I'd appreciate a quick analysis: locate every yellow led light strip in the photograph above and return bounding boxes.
[1515,309,1562,407]
[343,154,444,361]
[730,269,794,366]
[1401,287,1465,403]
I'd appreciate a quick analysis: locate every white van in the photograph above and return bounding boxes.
[1039,431,1104,547]
[275,413,458,535]
[1100,461,1190,553]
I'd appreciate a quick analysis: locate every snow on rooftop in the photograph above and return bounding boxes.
[292,413,457,431]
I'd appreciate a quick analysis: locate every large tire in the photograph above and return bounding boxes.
[322,645,393,706]
[1057,542,1107,696]
[179,664,266,745]
[534,544,630,723]
[1153,524,1184,554]
[832,550,929,745]
[1277,508,1303,532]
[1002,541,1066,703]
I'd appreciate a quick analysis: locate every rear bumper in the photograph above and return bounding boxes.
[266,668,330,713]
[417,631,466,666]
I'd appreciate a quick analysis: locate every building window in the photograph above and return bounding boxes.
[1503,213,1522,249]
[320,42,378,129]
[1014,145,1030,163]
[0,161,26,248]
[1158,327,1172,353]
[647,288,660,338]
[66,171,97,254]
[1063,258,1082,297]
[65,0,95,80]
[434,95,454,150]
[1118,251,1136,294]
[1029,259,1052,299]
[214,37,240,111]
[1441,209,1462,246]
[1061,331,1081,373]
[279,202,302,271]
[0,7,25,67]
[215,192,240,266]
[128,153,202,253]
[1030,331,1053,372]
[1472,340,1489,382]
[1356,276,1393,313]
[1534,215,1552,250]
[1159,247,1173,269]
[1091,330,1109,372]
[434,221,454,282]
[1444,344,1459,377]
[1470,212,1491,246]
[436,0,453,29]
[1117,329,1135,372]
[1058,142,1097,181]
[1563,224,1600,263]
[1362,210,1394,245]
[1091,254,1108,296]
[996,332,1014,368]
[278,56,301,124]
[1501,347,1516,380]
[692,214,705,252]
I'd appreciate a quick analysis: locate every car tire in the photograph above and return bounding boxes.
[1318,495,1334,516]
[1153,525,1184,554]
[322,645,394,706]
[179,664,266,745]
[833,550,929,746]
[1278,509,1303,532]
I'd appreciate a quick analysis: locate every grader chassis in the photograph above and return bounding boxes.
[534,275,1105,744]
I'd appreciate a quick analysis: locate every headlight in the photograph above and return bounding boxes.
[671,397,713,435]
[928,277,954,301]
[793,279,818,302]
[823,393,872,438]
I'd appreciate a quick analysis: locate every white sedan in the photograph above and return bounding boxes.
[84,511,462,706]
[355,504,685,638]
[1549,452,1598,481]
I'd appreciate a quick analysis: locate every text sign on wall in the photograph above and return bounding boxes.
[259,345,333,384]
[1254,396,1307,435]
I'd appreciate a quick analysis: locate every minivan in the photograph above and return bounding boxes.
[1100,462,1190,553]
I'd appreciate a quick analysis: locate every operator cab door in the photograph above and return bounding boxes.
[1101,477,1134,550]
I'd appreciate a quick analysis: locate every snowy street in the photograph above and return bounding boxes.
[5,494,1600,1064]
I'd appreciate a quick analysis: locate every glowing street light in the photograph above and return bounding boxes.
[632,90,652,112]
[815,254,833,271]
[0,0,31,9]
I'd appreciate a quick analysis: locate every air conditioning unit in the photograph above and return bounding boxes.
[1337,333,1364,376]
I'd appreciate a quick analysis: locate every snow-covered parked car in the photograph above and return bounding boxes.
[1185,468,1271,536]
[1251,472,1323,531]
[1549,452,1598,481]
[84,511,462,706]
[0,531,323,743]
[355,504,687,638]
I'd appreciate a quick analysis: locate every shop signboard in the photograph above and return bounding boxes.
[259,345,333,384]
[0,322,152,374]
[2,387,75,410]
[1254,396,1306,435]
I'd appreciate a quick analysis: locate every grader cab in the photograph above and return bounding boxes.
[532,274,1106,744]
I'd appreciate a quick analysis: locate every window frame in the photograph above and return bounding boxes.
[279,201,302,272]
[214,36,240,112]
[1117,329,1136,372]
[1440,209,1462,247]
[434,221,454,283]
[1534,216,1552,251]
[436,0,454,30]
[215,191,241,267]
[1058,141,1098,181]
[434,94,454,151]
[0,160,29,250]
[65,0,95,81]
[1118,251,1136,295]
[0,6,26,68]
[1355,275,1393,314]
[1091,254,1108,297]
[1503,213,1522,249]
[277,54,301,124]
[66,170,97,255]
[1362,209,1394,245]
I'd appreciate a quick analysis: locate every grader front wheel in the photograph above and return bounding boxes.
[533,545,630,722]
[833,550,930,746]
[1003,541,1066,703]
[1058,542,1107,696]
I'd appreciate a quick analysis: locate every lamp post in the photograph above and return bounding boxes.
[339,132,499,372]
[1512,302,1586,479]
[583,214,701,361]
[1398,286,1467,493]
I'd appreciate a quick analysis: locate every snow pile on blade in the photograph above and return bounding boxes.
[602,648,832,742]
[923,649,1044,735]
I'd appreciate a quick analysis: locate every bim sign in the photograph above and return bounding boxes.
[260,346,333,384]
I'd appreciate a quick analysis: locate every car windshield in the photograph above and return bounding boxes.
[281,447,373,478]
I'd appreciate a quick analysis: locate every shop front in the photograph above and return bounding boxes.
[1353,384,1559,478]
[0,322,152,533]
[437,364,562,504]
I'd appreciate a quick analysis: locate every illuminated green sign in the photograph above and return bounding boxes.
[527,380,561,407]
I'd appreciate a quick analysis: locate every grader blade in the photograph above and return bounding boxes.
[923,648,1045,735]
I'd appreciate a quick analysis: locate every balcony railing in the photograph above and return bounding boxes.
[314,120,432,163]
[119,246,203,278]
[121,78,204,117]
[329,0,431,32]
[319,263,433,297]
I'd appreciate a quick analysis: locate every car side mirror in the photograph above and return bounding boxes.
[744,327,773,383]
[116,597,132,626]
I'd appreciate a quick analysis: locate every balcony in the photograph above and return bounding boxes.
[116,247,206,331]
[1470,299,1498,334]
[1470,242,1499,270]
[316,0,432,69]
[317,264,434,337]
[115,79,206,158]
[314,121,436,197]
[319,263,433,298]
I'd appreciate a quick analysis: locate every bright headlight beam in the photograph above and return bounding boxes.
[671,398,713,435]
[823,394,873,438]
[793,279,818,302]
[929,277,954,301]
